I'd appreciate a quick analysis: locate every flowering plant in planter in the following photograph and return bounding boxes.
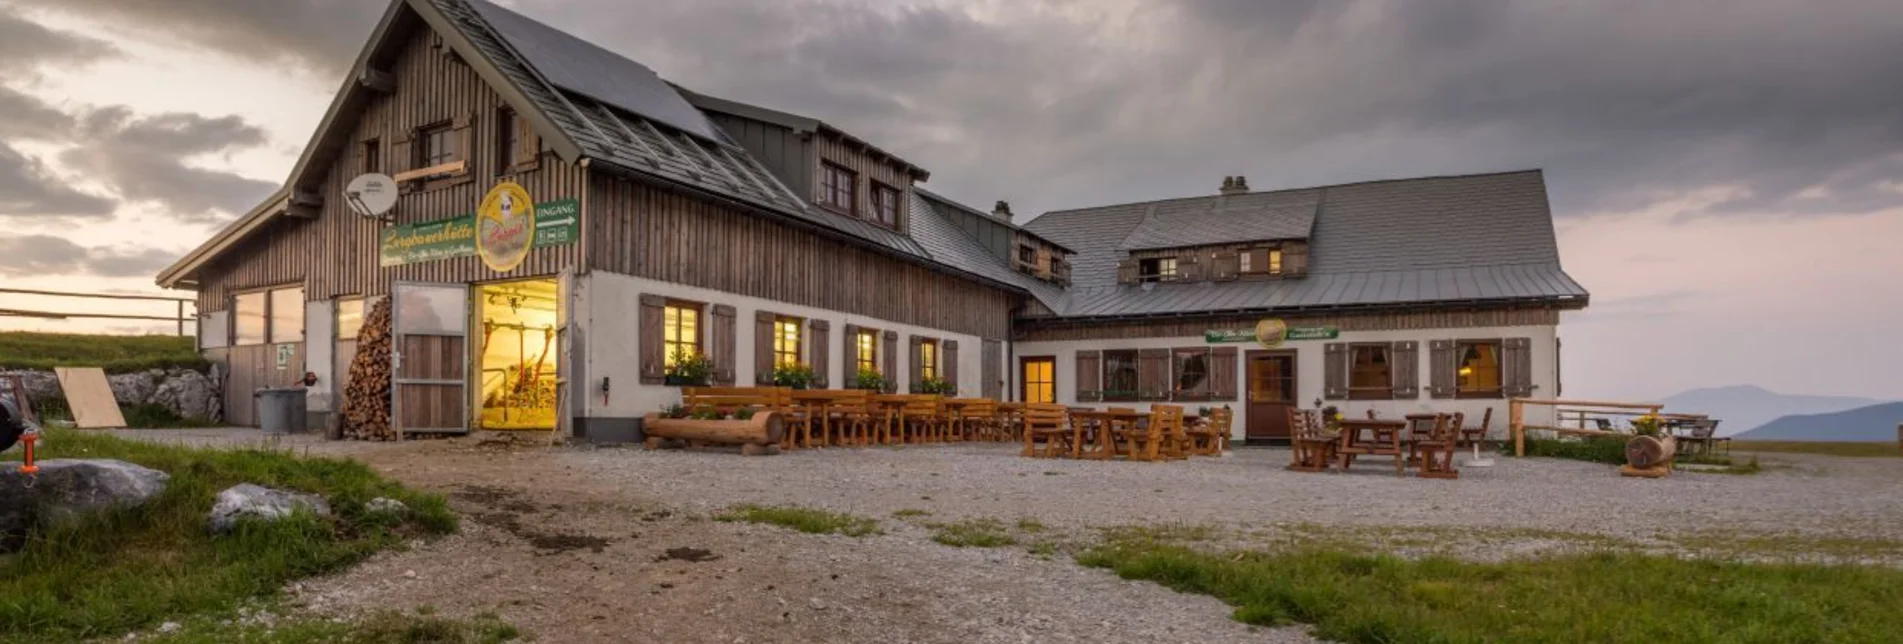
[1630,413,1663,437]
[773,363,818,390]
[914,377,956,395]
[665,349,713,386]
[853,368,888,391]
[659,403,689,419]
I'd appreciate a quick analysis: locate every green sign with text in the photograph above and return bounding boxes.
[379,198,579,267]
[1204,324,1339,345]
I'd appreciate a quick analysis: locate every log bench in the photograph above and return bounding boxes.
[644,387,791,455]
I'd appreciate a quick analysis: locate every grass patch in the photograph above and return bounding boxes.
[1732,441,1901,458]
[891,509,932,519]
[1100,522,1221,545]
[143,610,520,643]
[928,518,1018,548]
[1077,542,1903,643]
[1670,531,1903,562]
[1519,436,1628,464]
[0,429,457,643]
[0,331,208,374]
[715,504,880,537]
[1015,518,1048,534]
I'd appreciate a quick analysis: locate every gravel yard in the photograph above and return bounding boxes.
[101,430,1903,642]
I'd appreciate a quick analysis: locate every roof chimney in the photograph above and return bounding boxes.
[992,200,1013,222]
[1221,175,1250,196]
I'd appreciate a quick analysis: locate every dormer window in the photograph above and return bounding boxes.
[1139,257,1177,282]
[820,162,857,214]
[870,181,901,228]
[1240,248,1284,275]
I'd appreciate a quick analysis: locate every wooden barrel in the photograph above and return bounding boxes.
[644,411,785,446]
[1625,435,1677,469]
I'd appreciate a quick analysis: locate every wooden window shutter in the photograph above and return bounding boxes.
[391,134,413,174]
[638,294,666,384]
[1075,350,1102,402]
[1176,255,1203,282]
[808,319,831,388]
[1503,337,1534,398]
[1211,253,1240,281]
[513,113,541,171]
[451,111,475,170]
[1116,259,1138,284]
[754,310,776,385]
[1138,348,1171,401]
[881,330,898,392]
[1034,249,1052,279]
[840,323,859,386]
[943,339,959,392]
[1246,249,1270,275]
[1429,340,1456,399]
[1391,340,1420,399]
[1209,347,1238,401]
[1284,244,1309,276]
[908,336,924,391]
[981,339,1002,400]
[1323,342,1348,400]
[709,304,737,386]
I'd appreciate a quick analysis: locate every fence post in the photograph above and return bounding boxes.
[177,301,185,336]
[1511,399,1525,456]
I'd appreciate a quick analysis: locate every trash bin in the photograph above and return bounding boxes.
[255,388,308,435]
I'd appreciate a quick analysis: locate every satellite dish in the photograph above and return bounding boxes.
[344,173,398,220]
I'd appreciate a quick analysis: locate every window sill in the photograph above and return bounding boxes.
[1348,390,1395,401]
[1456,390,1504,400]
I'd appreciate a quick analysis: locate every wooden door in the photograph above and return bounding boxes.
[1020,357,1055,404]
[1245,350,1297,440]
[391,282,469,437]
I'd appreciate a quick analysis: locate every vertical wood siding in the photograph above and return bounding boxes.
[813,134,915,229]
[586,176,1015,339]
[1015,308,1562,342]
[194,22,586,312]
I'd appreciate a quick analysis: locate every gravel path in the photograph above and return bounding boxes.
[102,430,1903,642]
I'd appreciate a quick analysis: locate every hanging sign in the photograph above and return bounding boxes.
[1204,320,1339,346]
[476,181,535,272]
[378,196,579,268]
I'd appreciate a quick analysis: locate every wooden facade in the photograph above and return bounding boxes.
[1015,308,1563,342]
[586,175,1014,339]
[193,23,586,314]
[813,133,916,230]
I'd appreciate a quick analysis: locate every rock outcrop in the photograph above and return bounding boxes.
[0,367,221,424]
[0,459,171,552]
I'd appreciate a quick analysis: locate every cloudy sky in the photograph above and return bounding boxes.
[1,0,1899,401]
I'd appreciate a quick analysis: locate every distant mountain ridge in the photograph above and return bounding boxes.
[1735,402,1903,442]
[1657,385,1890,436]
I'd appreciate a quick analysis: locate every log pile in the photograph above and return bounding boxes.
[1619,434,1676,478]
[342,298,396,441]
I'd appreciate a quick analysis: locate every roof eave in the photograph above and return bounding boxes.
[154,190,291,289]
[1015,294,1591,326]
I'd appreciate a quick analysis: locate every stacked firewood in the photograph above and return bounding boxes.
[342,298,396,440]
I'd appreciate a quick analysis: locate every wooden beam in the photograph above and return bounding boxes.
[392,160,466,183]
[0,287,192,302]
[358,68,397,93]
[286,203,322,220]
[290,189,324,207]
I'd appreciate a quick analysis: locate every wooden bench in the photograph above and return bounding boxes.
[1021,403,1071,458]
[1185,407,1231,456]
[643,386,793,455]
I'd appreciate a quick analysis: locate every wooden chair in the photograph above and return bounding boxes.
[1154,405,1190,460]
[1288,409,1335,472]
[1184,408,1231,456]
[898,395,947,444]
[825,390,874,446]
[956,399,998,441]
[870,394,909,444]
[1122,405,1183,462]
[1679,419,1724,456]
[1021,403,1072,458]
[1411,413,1460,479]
[1459,407,1492,448]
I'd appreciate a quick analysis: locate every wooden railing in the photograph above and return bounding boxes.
[1510,398,1666,457]
[0,287,196,336]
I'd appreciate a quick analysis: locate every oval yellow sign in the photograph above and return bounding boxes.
[1254,318,1288,349]
[476,181,536,272]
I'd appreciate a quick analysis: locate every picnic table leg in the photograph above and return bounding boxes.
[1393,433,1406,477]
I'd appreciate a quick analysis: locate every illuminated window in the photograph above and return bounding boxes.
[1021,358,1055,404]
[918,339,939,381]
[1268,249,1283,273]
[663,302,701,366]
[1457,340,1503,397]
[1349,343,1393,399]
[268,288,304,343]
[773,317,803,367]
[855,329,879,374]
[336,297,365,340]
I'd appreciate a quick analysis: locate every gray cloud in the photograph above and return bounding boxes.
[23,0,1903,221]
[0,86,75,141]
[0,234,177,278]
[0,6,119,76]
[8,0,378,79]
[0,143,117,218]
[56,107,278,222]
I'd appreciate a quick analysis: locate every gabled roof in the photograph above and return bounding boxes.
[159,0,1021,297]
[913,188,1076,255]
[1020,170,1589,319]
[681,89,931,181]
[1115,189,1319,251]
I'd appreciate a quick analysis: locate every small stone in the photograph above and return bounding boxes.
[403,570,417,579]
[157,622,181,633]
[809,598,828,611]
[366,497,408,514]
[206,484,331,534]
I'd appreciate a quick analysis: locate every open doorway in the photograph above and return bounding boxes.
[475,278,560,431]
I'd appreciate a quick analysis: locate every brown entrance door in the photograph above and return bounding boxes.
[1019,357,1055,404]
[390,281,470,437]
[1245,350,1297,441]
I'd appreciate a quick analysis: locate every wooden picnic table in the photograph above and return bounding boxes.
[1068,408,1148,460]
[790,390,865,447]
[1338,418,1408,476]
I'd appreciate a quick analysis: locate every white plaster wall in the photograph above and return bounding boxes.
[304,300,335,412]
[199,311,229,350]
[580,271,989,419]
[1013,323,1562,440]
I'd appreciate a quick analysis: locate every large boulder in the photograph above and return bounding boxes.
[107,370,163,406]
[150,369,221,423]
[0,459,171,552]
[208,483,332,534]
